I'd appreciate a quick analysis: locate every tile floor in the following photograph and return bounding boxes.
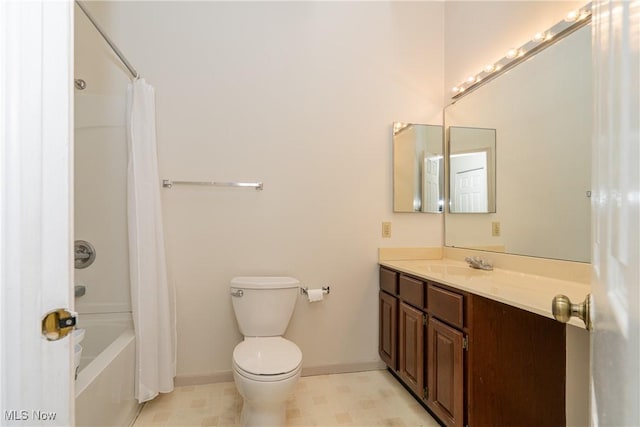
[132,369,440,427]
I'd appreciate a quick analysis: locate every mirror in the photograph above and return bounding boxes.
[449,126,496,213]
[444,23,591,262]
[393,123,444,213]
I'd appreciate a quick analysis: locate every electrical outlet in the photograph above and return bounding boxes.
[492,221,501,237]
[382,222,392,238]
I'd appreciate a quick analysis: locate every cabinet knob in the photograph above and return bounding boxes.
[552,294,591,330]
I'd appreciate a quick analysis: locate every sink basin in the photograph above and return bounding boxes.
[424,264,488,279]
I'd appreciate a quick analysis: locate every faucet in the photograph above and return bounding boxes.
[465,256,493,271]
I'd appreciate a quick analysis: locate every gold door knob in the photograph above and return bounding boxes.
[552,294,591,330]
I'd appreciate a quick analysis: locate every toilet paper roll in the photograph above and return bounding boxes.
[307,288,324,303]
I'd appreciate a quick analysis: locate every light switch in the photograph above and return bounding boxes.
[382,222,392,238]
[492,221,501,237]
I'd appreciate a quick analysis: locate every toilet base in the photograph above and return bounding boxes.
[240,400,286,427]
[233,366,301,427]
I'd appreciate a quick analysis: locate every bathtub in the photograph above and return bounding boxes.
[75,313,140,427]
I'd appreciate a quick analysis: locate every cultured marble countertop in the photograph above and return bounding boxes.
[379,258,591,329]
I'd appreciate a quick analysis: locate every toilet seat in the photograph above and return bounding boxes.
[233,337,302,382]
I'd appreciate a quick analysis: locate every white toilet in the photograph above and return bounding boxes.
[230,276,303,427]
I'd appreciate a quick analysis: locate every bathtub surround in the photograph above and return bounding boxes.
[127,78,176,402]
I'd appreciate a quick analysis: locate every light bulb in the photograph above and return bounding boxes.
[484,64,495,73]
[506,48,518,59]
[565,10,578,22]
[452,86,460,93]
[533,32,545,42]
[466,76,476,84]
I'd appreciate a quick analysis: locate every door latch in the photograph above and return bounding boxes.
[42,309,77,341]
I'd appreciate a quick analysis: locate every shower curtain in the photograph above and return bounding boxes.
[126,78,175,402]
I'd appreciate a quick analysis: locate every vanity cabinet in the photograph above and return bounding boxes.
[426,282,466,427]
[427,317,464,426]
[379,291,397,369]
[378,266,566,427]
[397,274,426,397]
[379,267,399,369]
[398,301,424,396]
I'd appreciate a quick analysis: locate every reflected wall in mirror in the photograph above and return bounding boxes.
[449,126,496,213]
[393,123,443,213]
[444,23,591,262]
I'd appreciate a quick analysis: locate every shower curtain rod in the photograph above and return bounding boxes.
[75,0,140,79]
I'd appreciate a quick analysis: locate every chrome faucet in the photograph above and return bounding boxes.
[465,256,493,271]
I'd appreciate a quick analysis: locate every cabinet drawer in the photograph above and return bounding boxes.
[380,267,398,295]
[428,284,464,328]
[399,275,425,309]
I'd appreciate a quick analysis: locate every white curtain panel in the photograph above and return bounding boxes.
[126,78,176,402]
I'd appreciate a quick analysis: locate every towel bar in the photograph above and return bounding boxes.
[162,179,263,190]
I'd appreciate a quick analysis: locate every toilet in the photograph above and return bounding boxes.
[230,276,303,427]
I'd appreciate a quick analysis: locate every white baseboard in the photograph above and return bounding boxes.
[174,360,386,387]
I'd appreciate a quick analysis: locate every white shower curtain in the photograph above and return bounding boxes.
[126,78,176,402]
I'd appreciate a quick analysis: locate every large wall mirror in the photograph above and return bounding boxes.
[393,123,444,213]
[444,22,591,262]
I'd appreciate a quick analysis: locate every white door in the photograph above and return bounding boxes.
[450,151,488,213]
[0,1,74,426]
[454,167,487,213]
[423,153,441,212]
[591,1,639,425]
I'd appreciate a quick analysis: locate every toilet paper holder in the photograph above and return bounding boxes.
[300,286,330,295]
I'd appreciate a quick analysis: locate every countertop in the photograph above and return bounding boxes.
[379,258,591,329]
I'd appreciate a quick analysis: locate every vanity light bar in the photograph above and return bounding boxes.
[451,2,592,100]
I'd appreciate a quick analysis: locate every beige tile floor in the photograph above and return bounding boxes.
[133,369,440,427]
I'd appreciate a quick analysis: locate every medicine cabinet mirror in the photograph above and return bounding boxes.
[444,23,591,262]
[393,123,444,213]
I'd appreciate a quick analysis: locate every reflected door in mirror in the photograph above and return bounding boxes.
[449,127,496,213]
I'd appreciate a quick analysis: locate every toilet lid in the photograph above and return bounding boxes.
[233,337,302,376]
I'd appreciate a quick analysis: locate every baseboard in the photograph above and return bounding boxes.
[301,361,386,377]
[175,371,234,387]
[174,360,386,387]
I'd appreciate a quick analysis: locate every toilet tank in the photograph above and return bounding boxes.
[230,276,300,337]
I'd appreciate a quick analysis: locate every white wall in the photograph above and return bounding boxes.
[83,1,445,379]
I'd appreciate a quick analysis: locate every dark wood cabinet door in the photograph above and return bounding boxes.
[398,302,425,396]
[379,291,398,369]
[427,317,464,427]
[467,295,566,427]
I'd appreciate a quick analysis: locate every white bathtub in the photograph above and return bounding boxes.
[75,313,140,427]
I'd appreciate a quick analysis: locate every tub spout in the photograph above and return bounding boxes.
[75,285,86,297]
